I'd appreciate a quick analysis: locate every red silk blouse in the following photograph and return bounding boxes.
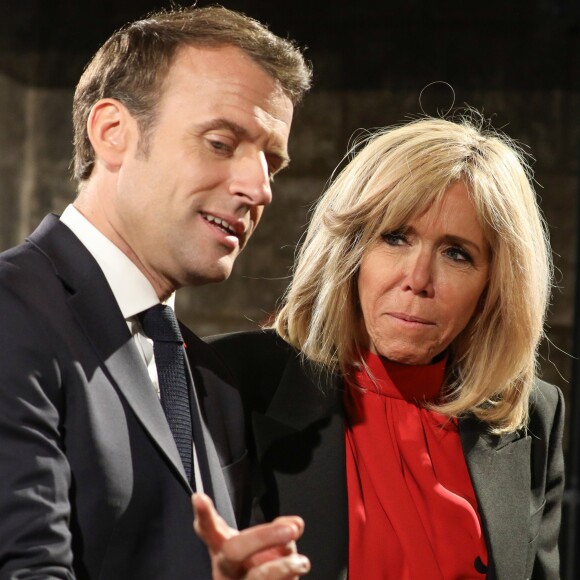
[344,351,488,579]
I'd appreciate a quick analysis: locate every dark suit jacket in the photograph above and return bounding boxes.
[207,329,565,580]
[0,214,249,579]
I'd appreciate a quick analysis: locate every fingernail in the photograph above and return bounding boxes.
[276,525,295,542]
[290,554,310,573]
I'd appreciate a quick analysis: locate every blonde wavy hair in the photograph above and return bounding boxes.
[274,115,552,433]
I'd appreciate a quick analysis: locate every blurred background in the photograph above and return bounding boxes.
[0,0,578,575]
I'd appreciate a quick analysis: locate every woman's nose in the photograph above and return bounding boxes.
[402,250,435,297]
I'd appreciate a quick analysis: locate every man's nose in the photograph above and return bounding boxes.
[402,250,435,297]
[230,151,272,206]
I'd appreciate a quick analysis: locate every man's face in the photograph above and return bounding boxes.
[108,45,294,294]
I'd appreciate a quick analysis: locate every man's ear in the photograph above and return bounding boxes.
[87,98,137,170]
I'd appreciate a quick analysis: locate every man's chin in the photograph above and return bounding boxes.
[185,265,233,287]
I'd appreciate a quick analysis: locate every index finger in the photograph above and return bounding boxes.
[220,517,305,566]
[193,492,236,551]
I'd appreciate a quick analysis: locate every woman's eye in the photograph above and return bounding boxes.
[445,246,473,263]
[381,231,407,246]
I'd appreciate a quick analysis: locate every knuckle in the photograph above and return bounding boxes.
[221,540,245,563]
[216,552,241,578]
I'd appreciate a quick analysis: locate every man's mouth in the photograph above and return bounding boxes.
[202,213,237,236]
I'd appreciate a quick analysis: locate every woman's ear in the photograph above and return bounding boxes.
[86,98,136,171]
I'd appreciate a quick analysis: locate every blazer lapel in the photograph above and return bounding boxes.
[28,215,191,491]
[254,353,343,461]
[255,354,349,580]
[261,352,343,429]
[460,417,531,579]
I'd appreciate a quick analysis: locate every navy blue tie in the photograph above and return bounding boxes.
[139,304,193,483]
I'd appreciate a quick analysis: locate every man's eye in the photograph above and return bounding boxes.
[267,164,281,182]
[208,139,233,153]
[265,155,286,180]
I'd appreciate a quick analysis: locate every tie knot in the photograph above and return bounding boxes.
[139,304,183,343]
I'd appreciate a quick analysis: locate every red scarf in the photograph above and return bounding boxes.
[344,351,488,579]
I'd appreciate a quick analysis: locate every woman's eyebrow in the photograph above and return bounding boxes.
[442,234,486,255]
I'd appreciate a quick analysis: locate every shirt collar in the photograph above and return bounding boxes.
[59,204,175,319]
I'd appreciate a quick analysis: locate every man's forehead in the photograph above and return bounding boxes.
[161,45,288,107]
[170,44,263,79]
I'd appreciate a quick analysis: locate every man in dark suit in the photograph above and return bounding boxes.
[0,6,311,579]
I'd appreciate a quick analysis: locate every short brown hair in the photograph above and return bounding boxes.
[72,5,312,182]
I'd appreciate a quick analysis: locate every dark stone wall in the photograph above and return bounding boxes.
[0,0,578,407]
[0,0,579,574]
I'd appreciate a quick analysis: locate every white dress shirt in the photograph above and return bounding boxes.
[60,204,203,490]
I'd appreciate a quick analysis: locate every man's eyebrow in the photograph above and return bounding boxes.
[197,117,291,170]
[196,118,249,137]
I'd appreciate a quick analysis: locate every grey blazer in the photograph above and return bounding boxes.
[207,329,565,580]
[0,214,249,579]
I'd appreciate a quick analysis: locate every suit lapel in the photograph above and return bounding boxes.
[28,215,191,491]
[184,352,237,528]
[460,417,531,579]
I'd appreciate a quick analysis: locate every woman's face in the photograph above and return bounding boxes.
[357,181,490,365]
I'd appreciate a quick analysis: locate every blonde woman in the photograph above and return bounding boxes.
[197,116,564,580]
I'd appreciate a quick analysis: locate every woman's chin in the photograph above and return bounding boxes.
[371,342,447,366]
[377,351,436,366]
